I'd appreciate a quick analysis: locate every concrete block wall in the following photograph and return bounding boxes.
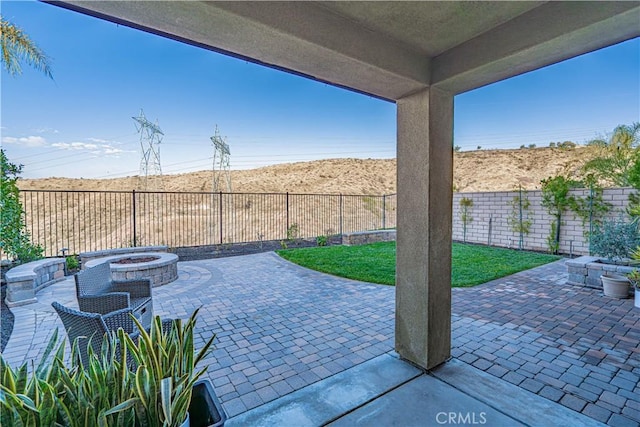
[343,230,397,246]
[452,187,636,256]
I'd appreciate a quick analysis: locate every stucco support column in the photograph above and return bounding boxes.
[395,87,453,370]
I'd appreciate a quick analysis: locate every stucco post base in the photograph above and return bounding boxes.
[395,87,453,370]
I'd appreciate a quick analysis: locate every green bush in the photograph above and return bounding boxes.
[316,235,327,246]
[459,197,473,243]
[590,217,640,262]
[286,223,300,241]
[0,149,43,263]
[66,255,80,271]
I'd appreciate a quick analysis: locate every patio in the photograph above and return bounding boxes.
[2,253,638,425]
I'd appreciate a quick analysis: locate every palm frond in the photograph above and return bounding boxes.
[0,16,52,78]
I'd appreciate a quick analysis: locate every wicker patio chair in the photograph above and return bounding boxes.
[74,262,152,329]
[52,301,174,368]
[52,301,137,367]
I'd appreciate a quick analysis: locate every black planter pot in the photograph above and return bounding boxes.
[189,379,227,427]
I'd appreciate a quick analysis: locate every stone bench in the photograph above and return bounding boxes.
[343,229,396,246]
[79,246,168,269]
[5,258,66,307]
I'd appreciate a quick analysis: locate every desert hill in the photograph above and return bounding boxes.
[19,146,599,195]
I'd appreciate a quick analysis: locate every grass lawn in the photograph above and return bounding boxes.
[277,241,561,287]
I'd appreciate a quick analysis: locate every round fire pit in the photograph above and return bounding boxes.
[84,252,178,287]
[112,256,160,264]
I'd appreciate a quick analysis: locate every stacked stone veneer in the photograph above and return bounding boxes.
[5,258,66,307]
[343,229,396,246]
[84,252,178,287]
[452,187,636,256]
[80,245,168,268]
[566,256,636,293]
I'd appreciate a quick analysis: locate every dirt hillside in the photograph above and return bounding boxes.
[19,146,599,194]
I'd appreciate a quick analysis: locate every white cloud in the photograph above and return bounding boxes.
[104,148,125,155]
[88,137,111,144]
[1,135,47,147]
[52,142,98,150]
[35,127,59,134]
[52,139,133,157]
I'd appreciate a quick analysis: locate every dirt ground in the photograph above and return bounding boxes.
[19,146,599,194]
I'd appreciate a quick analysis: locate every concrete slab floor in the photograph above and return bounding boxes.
[226,353,422,427]
[328,375,522,427]
[230,354,606,427]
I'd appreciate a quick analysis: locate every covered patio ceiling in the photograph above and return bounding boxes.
[52,1,640,101]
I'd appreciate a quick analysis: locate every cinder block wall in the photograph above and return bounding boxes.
[452,187,636,256]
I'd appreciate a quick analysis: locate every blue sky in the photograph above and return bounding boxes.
[1,1,639,179]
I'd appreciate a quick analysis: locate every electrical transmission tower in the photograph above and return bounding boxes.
[133,109,164,190]
[210,125,232,192]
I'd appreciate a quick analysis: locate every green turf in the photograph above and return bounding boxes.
[277,241,561,287]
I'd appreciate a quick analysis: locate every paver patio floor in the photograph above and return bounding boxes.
[2,253,638,425]
[451,260,640,426]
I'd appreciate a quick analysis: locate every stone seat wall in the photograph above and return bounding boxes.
[5,258,66,307]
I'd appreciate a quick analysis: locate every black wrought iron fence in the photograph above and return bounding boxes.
[20,190,397,257]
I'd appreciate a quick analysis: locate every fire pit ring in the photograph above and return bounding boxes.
[84,252,178,287]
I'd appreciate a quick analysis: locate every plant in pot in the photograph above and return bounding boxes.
[627,247,640,308]
[589,216,639,298]
[0,309,226,427]
[1,328,138,426]
[111,309,226,427]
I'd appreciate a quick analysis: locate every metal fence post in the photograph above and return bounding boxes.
[588,186,594,255]
[132,189,137,247]
[286,192,290,234]
[219,191,223,244]
[382,194,386,230]
[339,193,343,242]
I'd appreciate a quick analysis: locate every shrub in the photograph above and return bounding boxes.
[316,235,327,246]
[507,187,532,250]
[540,175,581,254]
[286,223,300,241]
[590,217,640,262]
[583,122,639,187]
[66,255,80,271]
[459,197,473,243]
[0,149,43,263]
[558,141,576,149]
